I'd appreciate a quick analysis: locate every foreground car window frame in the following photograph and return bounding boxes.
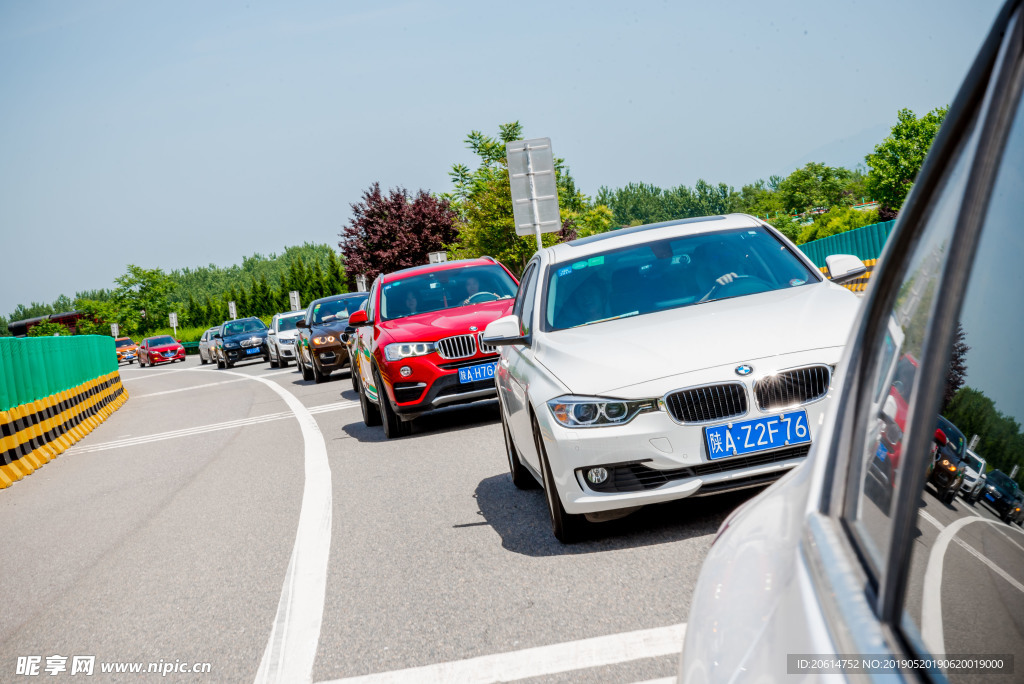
[802,0,1024,667]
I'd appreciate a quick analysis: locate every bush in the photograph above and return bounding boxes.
[798,207,879,244]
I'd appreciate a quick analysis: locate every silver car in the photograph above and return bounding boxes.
[267,311,304,368]
[681,1,1024,679]
[197,326,220,365]
[959,447,987,501]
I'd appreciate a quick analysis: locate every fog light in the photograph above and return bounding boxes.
[587,467,609,485]
[400,366,412,377]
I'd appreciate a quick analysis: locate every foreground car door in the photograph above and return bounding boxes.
[683,3,1024,679]
[501,260,543,472]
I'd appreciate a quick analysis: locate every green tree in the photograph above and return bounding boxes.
[0,315,9,337]
[798,207,880,243]
[27,320,70,336]
[776,162,856,213]
[867,106,948,212]
[113,265,173,335]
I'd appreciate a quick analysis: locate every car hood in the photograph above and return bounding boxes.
[378,300,514,340]
[535,283,861,396]
[275,329,300,340]
[223,331,267,343]
[308,320,348,335]
[148,343,182,352]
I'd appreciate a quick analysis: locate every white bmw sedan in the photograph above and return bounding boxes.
[483,213,865,542]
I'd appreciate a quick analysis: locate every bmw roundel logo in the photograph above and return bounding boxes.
[735,365,753,376]
[469,325,478,332]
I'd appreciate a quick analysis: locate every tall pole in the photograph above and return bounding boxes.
[525,142,543,251]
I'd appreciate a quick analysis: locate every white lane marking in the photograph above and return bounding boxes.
[120,365,193,381]
[962,498,1024,553]
[132,378,248,398]
[316,623,686,684]
[919,510,1024,657]
[262,369,301,377]
[176,368,334,684]
[65,401,358,454]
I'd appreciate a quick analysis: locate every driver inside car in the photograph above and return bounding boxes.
[693,241,749,296]
[462,276,481,304]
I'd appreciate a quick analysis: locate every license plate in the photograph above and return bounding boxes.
[986,493,995,502]
[458,362,497,384]
[246,347,262,355]
[704,410,810,460]
[124,353,134,359]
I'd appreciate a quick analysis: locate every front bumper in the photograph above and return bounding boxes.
[148,350,185,364]
[117,350,138,362]
[223,344,268,363]
[309,342,350,372]
[276,340,297,359]
[380,353,499,418]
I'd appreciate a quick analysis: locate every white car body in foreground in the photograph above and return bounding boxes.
[484,213,863,542]
[268,311,304,368]
[680,2,1024,678]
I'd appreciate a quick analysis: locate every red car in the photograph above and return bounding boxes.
[139,335,186,367]
[348,257,520,438]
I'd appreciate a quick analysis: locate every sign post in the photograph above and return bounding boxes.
[228,301,237,319]
[110,323,119,338]
[169,312,178,338]
[507,137,561,250]
[289,291,302,312]
[355,274,368,292]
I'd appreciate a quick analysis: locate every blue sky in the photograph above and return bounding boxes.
[0,0,1005,318]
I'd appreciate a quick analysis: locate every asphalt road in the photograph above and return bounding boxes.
[1,355,751,683]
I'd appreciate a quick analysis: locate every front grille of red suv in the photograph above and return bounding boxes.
[437,334,477,360]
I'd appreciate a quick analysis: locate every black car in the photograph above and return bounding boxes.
[926,415,968,504]
[215,317,270,368]
[295,292,368,383]
[978,469,1021,522]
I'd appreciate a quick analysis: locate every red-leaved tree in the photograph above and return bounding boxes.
[339,183,459,288]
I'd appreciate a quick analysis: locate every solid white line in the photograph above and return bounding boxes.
[180,368,336,684]
[131,378,249,398]
[65,402,359,454]
[119,365,193,381]
[919,510,1024,657]
[316,623,686,684]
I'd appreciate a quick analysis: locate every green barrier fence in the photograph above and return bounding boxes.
[798,220,896,268]
[0,336,118,413]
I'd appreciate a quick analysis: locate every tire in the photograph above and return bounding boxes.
[312,359,329,384]
[217,355,225,369]
[269,346,279,368]
[300,352,314,381]
[501,400,537,490]
[129,360,135,365]
[200,352,208,365]
[534,415,585,543]
[943,488,956,505]
[375,369,409,439]
[280,356,289,368]
[357,371,381,427]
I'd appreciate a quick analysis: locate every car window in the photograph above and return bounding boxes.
[379,265,517,321]
[542,225,815,331]
[149,336,176,346]
[898,76,1024,662]
[513,262,539,337]
[277,315,302,332]
[366,280,379,322]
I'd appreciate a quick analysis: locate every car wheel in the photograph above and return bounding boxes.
[269,347,279,368]
[200,352,208,365]
[533,414,585,543]
[300,352,314,381]
[502,400,537,490]
[375,368,409,439]
[943,489,956,505]
[356,370,381,427]
[312,359,326,384]
[226,359,234,369]
[129,360,135,365]
[280,355,289,368]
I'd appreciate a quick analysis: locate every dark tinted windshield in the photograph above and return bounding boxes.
[380,265,517,321]
[115,338,135,348]
[937,417,966,457]
[148,336,176,346]
[311,296,368,324]
[223,319,267,335]
[988,471,1018,493]
[544,225,816,330]
[965,452,984,471]
[277,315,303,332]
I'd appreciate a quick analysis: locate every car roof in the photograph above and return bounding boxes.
[542,214,763,263]
[308,292,369,306]
[379,258,499,284]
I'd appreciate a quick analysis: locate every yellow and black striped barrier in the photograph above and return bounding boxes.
[819,258,878,293]
[0,336,128,488]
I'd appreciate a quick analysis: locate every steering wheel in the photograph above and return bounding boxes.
[700,275,772,302]
[466,291,500,304]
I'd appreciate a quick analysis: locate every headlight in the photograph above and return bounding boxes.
[225,342,240,349]
[384,342,436,361]
[547,395,658,428]
[312,335,336,345]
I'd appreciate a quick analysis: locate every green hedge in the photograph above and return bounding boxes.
[0,336,117,412]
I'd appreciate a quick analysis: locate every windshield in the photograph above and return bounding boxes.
[988,471,1018,492]
[380,265,517,321]
[277,315,303,332]
[937,417,966,456]
[544,226,816,330]
[311,295,368,324]
[965,452,983,471]
[223,319,267,335]
[115,338,135,348]
[148,336,176,346]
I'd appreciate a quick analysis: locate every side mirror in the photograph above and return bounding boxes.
[296,319,308,329]
[482,315,529,347]
[825,254,868,283]
[934,429,948,447]
[213,333,222,339]
[348,310,370,327]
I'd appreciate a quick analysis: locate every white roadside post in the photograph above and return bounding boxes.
[110,323,119,338]
[169,312,178,338]
[228,301,237,319]
[507,137,562,251]
[289,290,302,312]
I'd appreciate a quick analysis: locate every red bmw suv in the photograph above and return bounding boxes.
[347,257,520,438]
